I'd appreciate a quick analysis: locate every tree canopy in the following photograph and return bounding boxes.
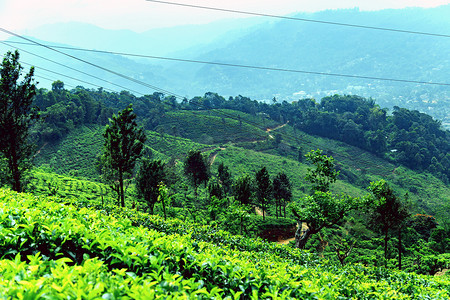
[291,150,360,249]
[136,159,167,214]
[184,150,209,195]
[102,104,146,207]
[0,50,39,191]
[367,179,410,268]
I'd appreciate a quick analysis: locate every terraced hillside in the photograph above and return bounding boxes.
[34,113,450,220]
[155,109,272,144]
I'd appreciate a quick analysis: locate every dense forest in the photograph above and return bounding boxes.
[1,53,450,297]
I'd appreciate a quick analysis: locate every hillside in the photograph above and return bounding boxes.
[29,85,449,220]
[34,119,450,221]
[1,188,449,298]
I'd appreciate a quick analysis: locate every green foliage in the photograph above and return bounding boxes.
[145,130,205,159]
[184,150,209,192]
[273,172,292,218]
[217,162,233,195]
[135,159,167,214]
[102,104,146,207]
[255,166,272,221]
[157,183,170,220]
[233,174,254,206]
[34,125,104,180]
[20,83,450,280]
[0,50,38,191]
[1,189,450,298]
[31,86,450,222]
[27,169,114,204]
[158,109,268,144]
[305,149,339,192]
[291,150,361,249]
[367,180,410,267]
[33,84,113,143]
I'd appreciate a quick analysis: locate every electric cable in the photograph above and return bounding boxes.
[0,41,147,96]
[2,40,449,87]
[0,28,186,98]
[146,0,450,38]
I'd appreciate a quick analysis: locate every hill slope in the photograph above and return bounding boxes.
[1,188,449,298]
[34,118,450,221]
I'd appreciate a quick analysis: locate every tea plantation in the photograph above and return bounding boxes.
[1,188,449,299]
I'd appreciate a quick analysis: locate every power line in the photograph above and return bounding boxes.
[0,28,185,98]
[3,40,449,87]
[1,35,304,151]
[2,28,448,150]
[0,41,146,96]
[146,0,450,38]
[1,51,248,142]
[19,60,127,94]
[0,29,445,147]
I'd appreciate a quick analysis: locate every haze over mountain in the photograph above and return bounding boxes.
[2,5,449,125]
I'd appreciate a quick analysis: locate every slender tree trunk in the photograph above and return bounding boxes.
[274,200,277,218]
[10,144,21,192]
[148,197,154,215]
[161,196,167,220]
[398,226,402,270]
[119,169,125,207]
[262,199,265,221]
[12,160,21,192]
[240,215,243,235]
[384,229,388,268]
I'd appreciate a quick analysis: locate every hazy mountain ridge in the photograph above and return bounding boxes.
[2,5,449,125]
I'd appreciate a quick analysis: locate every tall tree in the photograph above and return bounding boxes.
[272,172,292,218]
[136,159,167,214]
[0,50,39,192]
[291,150,360,249]
[233,174,253,206]
[102,104,146,207]
[255,166,272,221]
[184,150,209,197]
[367,180,410,268]
[217,162,233,195]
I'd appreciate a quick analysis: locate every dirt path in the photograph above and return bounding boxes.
[34,142,48,157]
[265,122,289,139]
[266,121,289,133]
[435,269,449,276]
[208,147,226,166]
[277,237,295,245]
[255,206,265,216]
[276,222,309,245]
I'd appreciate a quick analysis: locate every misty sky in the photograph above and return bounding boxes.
[1,0,449,34]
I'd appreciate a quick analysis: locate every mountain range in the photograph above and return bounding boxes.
[2,5,449,126]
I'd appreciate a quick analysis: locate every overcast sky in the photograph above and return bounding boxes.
[1,0,449,34]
